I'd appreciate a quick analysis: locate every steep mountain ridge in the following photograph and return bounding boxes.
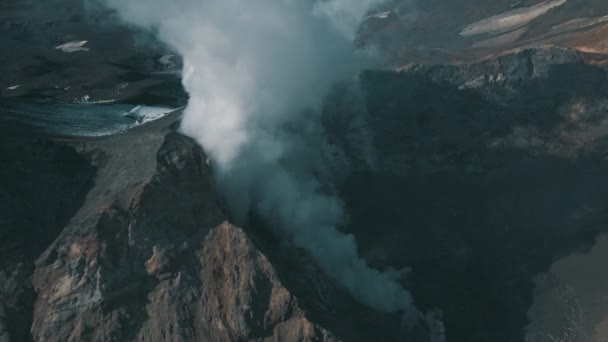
[0,113,421,341]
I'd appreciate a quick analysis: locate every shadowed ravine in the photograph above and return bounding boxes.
[324,47,608,341]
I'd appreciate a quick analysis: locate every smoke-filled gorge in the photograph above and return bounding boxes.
[97,0,422,323]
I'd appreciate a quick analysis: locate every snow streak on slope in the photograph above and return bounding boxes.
[460,0,568,37]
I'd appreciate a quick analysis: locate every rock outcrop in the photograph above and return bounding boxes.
[1,112,418,341]
[1,115,338,342]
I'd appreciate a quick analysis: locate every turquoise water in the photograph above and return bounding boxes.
[0,99,175,137]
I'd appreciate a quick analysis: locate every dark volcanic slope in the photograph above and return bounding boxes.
[325,46,608,342]
[0,131,96,342]
[0,0,185,105]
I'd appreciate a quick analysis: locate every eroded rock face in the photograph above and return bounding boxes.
[11,115,335,342]
[0,106,419,341]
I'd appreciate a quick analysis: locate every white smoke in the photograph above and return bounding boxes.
[100,0,420,316]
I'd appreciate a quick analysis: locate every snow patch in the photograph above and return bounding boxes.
[364,11,391,20]
[460,0,568,37]
[159,54,175,66]
[123,105,174,124]
[552,15,608,32]
[55,40,90,53]
[74,95,117,104]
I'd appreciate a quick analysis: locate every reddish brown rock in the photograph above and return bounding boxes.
[20,114,336,342]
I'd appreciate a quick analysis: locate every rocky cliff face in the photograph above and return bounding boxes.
[0,113,418,342]
[2,115,339,342]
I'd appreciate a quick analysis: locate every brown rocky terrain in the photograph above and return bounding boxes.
[363,0,608,64]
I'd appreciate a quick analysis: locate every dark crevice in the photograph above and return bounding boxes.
[0,134,96,342]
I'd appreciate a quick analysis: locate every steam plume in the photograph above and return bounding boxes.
[100,0,419,315]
